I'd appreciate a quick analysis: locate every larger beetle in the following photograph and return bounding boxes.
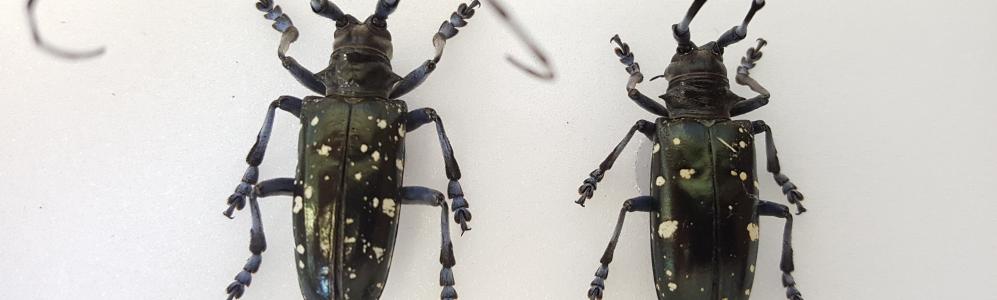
[220,0,551,299]
[574,1,807,299]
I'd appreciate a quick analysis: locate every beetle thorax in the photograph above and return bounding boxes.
[316,15,402,98]
[658,42,739,119]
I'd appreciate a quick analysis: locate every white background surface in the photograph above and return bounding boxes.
[2,0,996,299]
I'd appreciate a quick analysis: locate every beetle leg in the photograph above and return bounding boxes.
[224,178,294,300]
[576,120,656,206]
[405,108,473,233]
[731,38,771,117]
[389,1,481,99]
[256,0,327,94]
[751,120,807,214]
[586,196,657,300]
[400,186,461,300]
[758,200,804,300]
[609,35,670,117]
[225,96,302,218]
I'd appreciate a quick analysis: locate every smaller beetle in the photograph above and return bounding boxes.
[574,1,807,300]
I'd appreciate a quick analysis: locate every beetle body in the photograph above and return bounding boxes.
[575,1,807,299]
[220,1,494,299]
[649,118,759,299]
[294,96,407,299]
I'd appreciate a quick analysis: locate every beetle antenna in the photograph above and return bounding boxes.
[373,0,400,20]
[673,0,707,53]
[26,0,105,59]
[715,0,765,50]
[482,0,555,79]
[310,0,346,21]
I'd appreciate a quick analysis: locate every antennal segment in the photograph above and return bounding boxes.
[672,0,707,53]
[373,0,400,20]
[482,0,555,79]
[715,0,765,50]
[310,0,346,21]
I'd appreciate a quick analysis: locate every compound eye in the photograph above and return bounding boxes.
[370,17,387,29]
[335,18,350,28]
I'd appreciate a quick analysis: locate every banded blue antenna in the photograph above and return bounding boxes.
[373,0,400,20]
[310,0,346,21]
[26,0,105,59]
[715,0,766,50]
[673,0,708,53]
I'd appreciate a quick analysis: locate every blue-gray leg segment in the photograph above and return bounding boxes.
[752,120,806,214]
[400,187,460,300]
[256,0,326,94]
[405,108,472,233]
[26,0,105,59]
[225,96,301,218]
[609,35,669,117]
[225,178,296,300]
[576,120,656,206]
[389,1,480,99]
[731,38,771,117]
[758,200,804,300]
[587,196,657,300]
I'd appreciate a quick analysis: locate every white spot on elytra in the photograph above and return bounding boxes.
[372,246,385,260]
[298,260,305,269]
[292,196,303,213]
[382,198,396,217]
[354,172,362,181]
[398,126,406,137]
[349,273,357,279]
[367,116,373,120]
[658,220,679,239]
[653,143,661,153]
[668,282,678,291]
[372,197,380,208]
[304,186,313,199]
[747,223,760,241]
[344,237,356,243]
[666,270,673,277]
[750,264,755,272]
[396,158,404,170]
[371,151,381,162]
[310,116,319,126]
[296,244,305,254]
[317,144,332,156]
[730,170,738,176]
[672,138,681,145]
[656,176,666,186]
[739,141,748,148]
[679,169,696,179]
[360,144,369,153]
[745,289,751,296]
[346,218,354,224]
[739,172,749,181]
[324,175,330,181]
[377,119,388,129]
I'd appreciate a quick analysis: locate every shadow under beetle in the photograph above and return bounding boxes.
[221,0,551,299]
[575,0,807,299]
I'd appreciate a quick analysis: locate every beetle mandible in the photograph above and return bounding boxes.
[220,0,552,299]
[574,1,807,299]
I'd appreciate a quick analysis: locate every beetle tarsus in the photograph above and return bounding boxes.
[584,196,656,299]
[587,263,609,299]
[609,35,670,117]
[576,169,603,206]
[759,200,804,300]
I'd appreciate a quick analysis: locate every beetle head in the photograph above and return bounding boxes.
[312,0,403,96]
[650,0,766,119]
[332,15,394,61]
